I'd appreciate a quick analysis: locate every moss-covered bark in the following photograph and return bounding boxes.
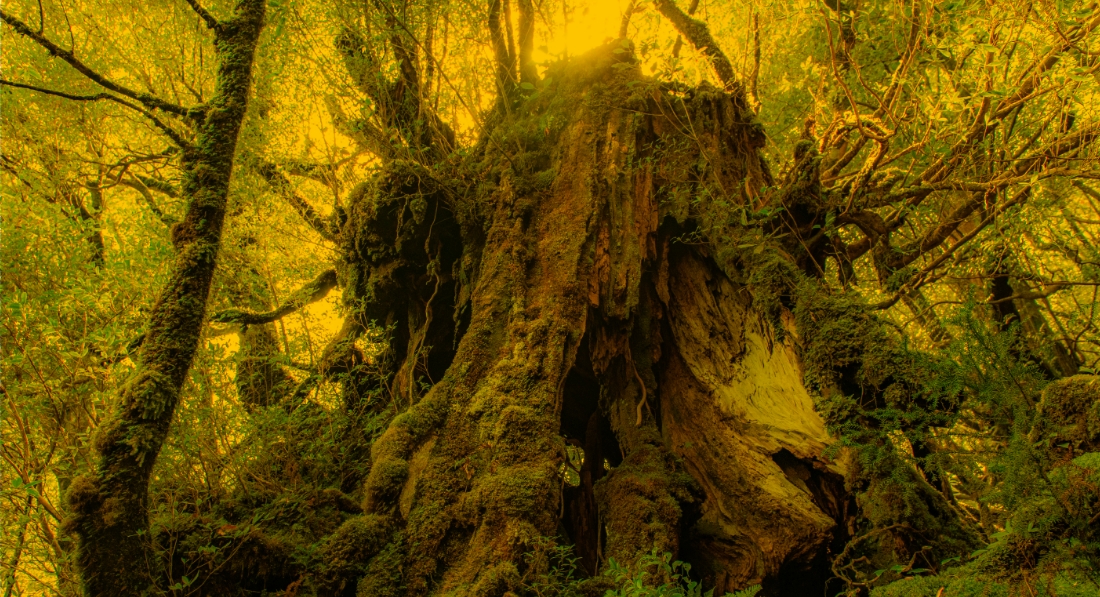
[315,43,857,595]
[65,2,267,595]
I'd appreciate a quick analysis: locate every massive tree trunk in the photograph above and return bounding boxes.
[311,44,860,596]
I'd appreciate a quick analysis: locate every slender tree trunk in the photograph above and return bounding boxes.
[2,497,33,597]
[65,3,266,595]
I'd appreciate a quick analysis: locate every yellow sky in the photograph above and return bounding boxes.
[541,0,632,59]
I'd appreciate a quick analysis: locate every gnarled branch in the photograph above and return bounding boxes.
[254,161,337,242]
[183,0,220,32]
[335,19,455,161]
[212,269,338,326]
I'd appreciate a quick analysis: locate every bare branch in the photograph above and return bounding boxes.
[325,95,395,159]
[135,174,179,198]
[995,9,1100,121]
[119,176,178,226]
[894,195,983,267]
[0,79,189,147]
[852,117,1100,262]
[182,0,220,32]
[0,10,191,117]
[870,187,1032,310]
[875,0,923,120]
[915,9,1100,186]
[987,282,1073,305]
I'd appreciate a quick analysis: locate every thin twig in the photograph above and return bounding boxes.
[254,160,337,242]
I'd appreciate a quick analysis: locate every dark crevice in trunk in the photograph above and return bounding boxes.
[561,332,618,575]
[561,411,609,576]
[560,368,600,444]
[764,449,851,597]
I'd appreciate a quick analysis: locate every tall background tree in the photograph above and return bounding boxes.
[2,1,1099,596]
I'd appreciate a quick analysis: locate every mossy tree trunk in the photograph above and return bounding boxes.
[61,2,267,595]
[297,45,873,596]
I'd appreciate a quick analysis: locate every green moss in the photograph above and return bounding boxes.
[1038,375,1100,451]
[356,536,405,597]
[364,457,409,504]
[872,543,1100,597]
[476,464,558,519]
[312,514,392,595]
[872,570,1009,597]
[596,440,701,564]
[857,458,982,561]
[492,405,556,462]
[64,474,102,522]
[468,562,522,597]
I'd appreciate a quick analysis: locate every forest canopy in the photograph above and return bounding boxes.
[2,0,1100,596]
